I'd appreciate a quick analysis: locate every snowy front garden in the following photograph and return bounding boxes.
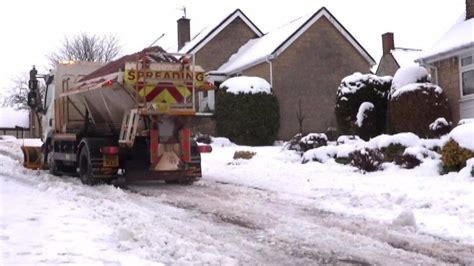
[200,71,474,244]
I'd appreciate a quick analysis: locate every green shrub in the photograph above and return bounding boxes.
[233,150,256,160]
[441,139,474,172]
[388,83,452,138]
[335,73,391,139]
[335,157,351,165]
[381,144,406,162]
[215,89,279,146]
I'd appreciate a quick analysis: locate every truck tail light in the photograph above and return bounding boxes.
[100,146,119,155]
[198,145,212,153]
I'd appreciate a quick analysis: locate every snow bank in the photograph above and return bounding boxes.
[391,66,429,91]
[220,76,271,95]
[211,137,236,147]
[449,123,474,150]
[337,135,362,145]
[355,102,374,127]
[458,118,474,125]
[367,133,421,149]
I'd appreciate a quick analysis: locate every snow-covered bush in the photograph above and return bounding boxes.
[388,66,452,138]
[441,123,474,173]
[354,102,376,140]
[216,76,279,146]
[349,147,384,172]
[283,133,305,152]
[284,133,328,153]
[299,133,327,152]
[429,117,452,138]
[335,72,392,140]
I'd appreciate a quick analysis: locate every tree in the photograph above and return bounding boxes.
[2,74,46,110]
[47,33,121,65]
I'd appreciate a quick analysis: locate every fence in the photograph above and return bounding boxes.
[0,126,31,139]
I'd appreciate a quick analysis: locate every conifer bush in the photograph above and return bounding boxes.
[388,83,452,138]
[216,77,280,146]
[335,73,391,139]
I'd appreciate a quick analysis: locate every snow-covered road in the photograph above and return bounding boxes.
[1,138,474,265]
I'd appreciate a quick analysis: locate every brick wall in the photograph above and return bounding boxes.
[433,57,461,123]
[467,0,474,20]
[195,18,260,72]
[242,63,271,83]
[376,54,399,76]
[268,16,371,140]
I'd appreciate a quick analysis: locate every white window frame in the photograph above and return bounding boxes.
[459,53,474,99]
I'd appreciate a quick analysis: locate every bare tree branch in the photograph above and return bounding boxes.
[2,74,45,110]
[47,33,121,66]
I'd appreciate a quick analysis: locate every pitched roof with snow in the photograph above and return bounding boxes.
[216,7,375,75]
[418,13,474,62]
[391,48,423,68]
[177,9,263,55]
[80,46,177,82]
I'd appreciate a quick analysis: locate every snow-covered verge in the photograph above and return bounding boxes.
[203,137,474,245]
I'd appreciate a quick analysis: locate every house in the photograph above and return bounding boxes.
[375,32,423,77]
[177,9,263,112]
[417,0,474,123]
[206,7,374,139]
[0,107,31,138]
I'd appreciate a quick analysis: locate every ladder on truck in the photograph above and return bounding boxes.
[119,109,140,147]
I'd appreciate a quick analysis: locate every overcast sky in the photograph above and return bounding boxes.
[0,0,465,95]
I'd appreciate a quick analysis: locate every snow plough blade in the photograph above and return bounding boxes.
[21,146,46,170]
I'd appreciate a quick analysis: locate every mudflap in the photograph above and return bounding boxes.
[21,146,47,170]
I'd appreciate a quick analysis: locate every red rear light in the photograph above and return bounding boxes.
[198,145,212,153]
[100,146,119,155]
[102,80,114,87]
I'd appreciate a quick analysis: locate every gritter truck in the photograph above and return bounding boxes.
[22,46,214,185]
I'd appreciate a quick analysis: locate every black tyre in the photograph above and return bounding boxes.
[48,152,61,176]
[79,146,97,185]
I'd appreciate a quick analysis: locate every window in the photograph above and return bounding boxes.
[460,55,474,97]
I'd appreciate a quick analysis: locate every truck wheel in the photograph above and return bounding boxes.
[79,146,96,185]
[48,152,61,176]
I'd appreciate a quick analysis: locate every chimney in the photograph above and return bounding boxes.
[177,17,190,51]
[467,0,474,20]
[382,32,395,55]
